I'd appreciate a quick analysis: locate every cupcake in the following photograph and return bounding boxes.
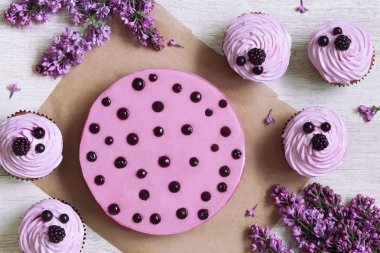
[223,13,292,82]
[19,199,85,253]
[0,111,63,180]
[282,106,348,177]
[308,21,374,86]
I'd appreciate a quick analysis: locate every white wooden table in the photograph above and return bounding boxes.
[0,0,379,252]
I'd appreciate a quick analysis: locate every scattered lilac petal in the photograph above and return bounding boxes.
[7,84,21,99]
[245,204,258,217]
[358,105,380,122]
[265,109,276,125]
[168,39,184,48]
[296,0,309,14]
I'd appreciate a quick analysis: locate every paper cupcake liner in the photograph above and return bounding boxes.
[20,198,86,253]
[54,198,87,252]
[311,51,375,87]
[281,109,303,151]
[1,110,60,181]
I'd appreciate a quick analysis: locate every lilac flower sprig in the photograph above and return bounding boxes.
[264,109,276,125]
[4,0,64,27]
[249,225,294,253]
[359,105,380,122]
[249,183,380,252]
[5,0,165,78]
[7,84,21,98]
[296,0,309,14]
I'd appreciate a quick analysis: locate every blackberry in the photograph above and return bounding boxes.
[335,35,351,51]
[311,134,329,151]
[12,137,31,156]
[248,48,266,65]
[48,225,66,244]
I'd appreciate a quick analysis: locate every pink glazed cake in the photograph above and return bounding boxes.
[308,21,374,86]
[223,13,292,82]
[79,69,245,235]
[282,106,348,177]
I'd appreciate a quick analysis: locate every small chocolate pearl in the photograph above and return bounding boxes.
[136,169,147,179]
[210,144,219,152]
[150,213,161,225]
[219,166,230,177]
[231,149,242,160]
[117,108,129,120]
[89,123,100,134]
[333,27,343,35]
[59,214,69,224]
[35,144,45,153]
[158,156,170,168]
[108,204,120,215]
[95,175,105,185]
[152,101,164,113]
[126,133,139,146]
[217,182,228,192]
[153,126,164,137]
[198,209,209,220]
[149,74,158,82]
[176,208,188,220]
[32,127,45,139]
[139,189,150,200]
[86,151,97,162]
[105,136,114,145]
[190,91,202,103]
[318,35,329,47]
[205,109,213,117]
[168,181,181,193]
[236,56,246,66]
[114,157,127,168]
[41,210,53,222]
[321,122,331,132]
[201,192,211,202]
[101,97,111,106]
[132,78,145,91]
[132,213,143,223]
[181,124,193,135]
[303,122,315,134]
[218,99,227,108]
[220,126,231,137]
[172,83,182,93]
[252,66,264,75]
[189,157,199,167]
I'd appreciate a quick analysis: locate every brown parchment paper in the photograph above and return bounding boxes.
[36,4,307,253]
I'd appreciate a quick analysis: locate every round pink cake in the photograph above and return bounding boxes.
[79,69,245,235]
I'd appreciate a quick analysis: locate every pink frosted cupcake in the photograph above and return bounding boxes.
[19,199,85,253]
[308,21,374,86]
[0,111,63,180]
[223,13,292,82]
[282,107,348,177]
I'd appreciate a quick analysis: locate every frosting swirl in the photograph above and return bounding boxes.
[223,13,292,82]
[19,199,84,253]
[308,21,373,85]
[0,114,63,179]
[282,107,348,177]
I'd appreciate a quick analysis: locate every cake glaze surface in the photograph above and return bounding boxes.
[308,20,373,85]
[282,106,348,177]
[0,113,63,179]
[223,13,291,82]
[79,69,245,235]
[19,199,84,253]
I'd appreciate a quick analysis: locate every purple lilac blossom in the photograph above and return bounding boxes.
[5,0,165,78]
